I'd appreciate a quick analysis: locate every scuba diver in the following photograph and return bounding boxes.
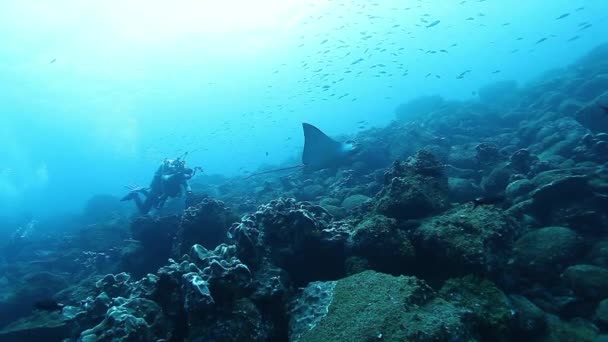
[121,156,201,215]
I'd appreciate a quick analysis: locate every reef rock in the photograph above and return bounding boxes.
[562,264,608,299]
[340,194,370,211]
[508,294,547,339]
[375,151,449,220]
[174,198,233,256]
[231,198,350,285]
[412,205,516,277]
[79,298,166,342]
[439,275,513,340]
[350,214,415,274]
[512,226,584,281]
[289,270,475,342]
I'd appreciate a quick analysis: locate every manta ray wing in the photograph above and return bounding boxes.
[302,123,343,169]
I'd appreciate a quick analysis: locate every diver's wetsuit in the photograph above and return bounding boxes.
[156,167,195,209]
[123,160,196,215]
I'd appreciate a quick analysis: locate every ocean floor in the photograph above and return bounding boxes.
[1,43,608,341]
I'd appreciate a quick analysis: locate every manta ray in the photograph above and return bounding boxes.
[301,123,357,172]
[246,123,357,178]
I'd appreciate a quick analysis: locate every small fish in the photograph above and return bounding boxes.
[599,104,608,114]
[265,152,269,156]
[567,35,580,42]
[555,13,570,20]
[472,195,505,208]
[49,58,56,64]
[34,299,64,312]
[426,20,441,28]
[535,37,548,44]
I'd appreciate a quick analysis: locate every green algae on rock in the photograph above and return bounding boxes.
[562,264,608,299]
[350,214,415,273]
[292,270,475,342]
[375,151,449,220]
[512,226,584,280]
[439,275,513,340]
[412,205,517,276]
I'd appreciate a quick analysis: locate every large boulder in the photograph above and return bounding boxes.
[512,226,584,280]
[174,198,234,256]
[412,205,517,278]
[375,152,449,220]
[231,198,351,285]
[350,215,415,274]
[289,270,474,342]
[562,264,608,299]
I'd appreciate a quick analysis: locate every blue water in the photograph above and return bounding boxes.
[1,0,607,219]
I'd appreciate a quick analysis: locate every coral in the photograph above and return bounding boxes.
[231,198,349,285]
[289,281,336,341]
[174,198,233,256]
[95,273,131,299]
[190,244,253,303]
[79,298,166,342]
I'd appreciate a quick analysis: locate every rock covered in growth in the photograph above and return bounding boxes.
[290,270,477,342]
[0,311,69,342]
[595,299,608,327]
[127,215,180,277]
[174,198,233,256]
[562,264,608,299]
[350,214,415,274]
[439,276,513,340]
[375,151,449,220]
[231,198,350,285]
[340,194,371,211]
[79,298,167,342]
[95,273,132,299]
[412,205,516,277]
[289,281,336,342]
[69,241,264,342]
[480,164,513,195]
[189,244,253,303]
[508,294,547,339]
[512,226,584,281]
[543,314,599,342]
